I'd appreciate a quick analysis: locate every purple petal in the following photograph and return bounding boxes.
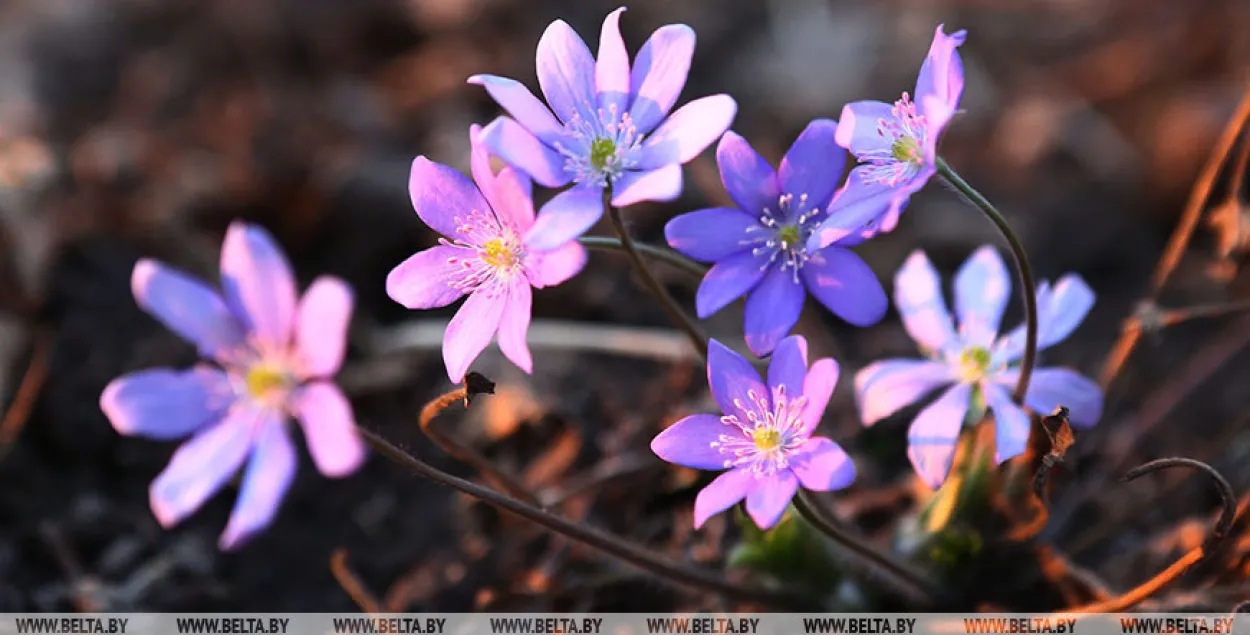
[664,207,757,263]
[220,222,298,348]
[801,247,887,327]
[295,276,353,378]
[293,381,365,478]
[693,468,753,529]
[800,358,839,434]
[525,185,604,251]
[466,75,565,146]
[707,338,768,423]
[536,19,597,123]
[855,359,953,426]
[468,123,504,214]
[791,437,856,491]
[149,404,261,529]
[998,273,1095,361]
[914,25,968,114]
[635,95,737,170]
[982,382,1030,464]
[920,96,955,165]
[479,117,571,189]
[743,265,805,357]
[997,367,1103,429]
[695,249,769,318]
[745,471,797,529]
[834,101,894,156]
[496,279,533,374]
[766,334,809,397]
[894,250,957,353]
[716,131,780,216]
[219,422,296,550]
[443,287,507,383]
[409,156,492,239]
[101,367,232,440]
[651,413,733,470]
[492,167,537,232]
[595,7,631,113]
[954,245,1011,346]
[131,259,247,362]
[806,169,896,251]
[529,241,587,288]
[906,382,971,489]
[627,24,695,133]
[386,245,466,310]
[611,164,683,207]
[778,118,845,209]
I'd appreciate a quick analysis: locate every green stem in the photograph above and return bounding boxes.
[936,157,1039,402]
[603,194,710,360]
[578,235,709,280]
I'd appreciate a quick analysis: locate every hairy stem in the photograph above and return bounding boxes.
[578,236,709,280]
[936,157,1039,403]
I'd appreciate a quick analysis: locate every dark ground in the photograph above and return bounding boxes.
[0,0,1248,612]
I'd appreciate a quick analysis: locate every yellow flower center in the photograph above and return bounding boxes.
[246,366,288,400]
[752,427,782,451]
[481,238,516,269]
[891,135,922,164]
[957,346,992,382]
[589,137,617,171]
[777,224,802,247]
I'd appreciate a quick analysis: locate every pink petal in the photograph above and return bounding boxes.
[295,276,354,378]
[744,471,797,529]
[466,75,564,146]
[529,241,587,288]
[766,334,809,397]
[693,468,753,529]
[835,100,895,156]
[906,383,971,489]
[386,245,467,310]
[536,19,597,123]
[595,7,631,112]
[220,221,299,348]
[525,185,604,252]
[443,287,507,383]
[791,437,856,491]
[293,381,365,478]
[409,156,493,240]
[218,422,297,550]
[799,358,840,435]
[651,413,734,470]
[627,24,695,133]
[856,359,953,426]
[478,117,570,188]
[496,279,533,374]
[894,249,957,354]
[707,338,769,424]
[610,164,683,207]
[914,25,967,114]
[635,95,737,170]
[149,404,263,529]
[131,259,248,363]
[954,245,1011,346]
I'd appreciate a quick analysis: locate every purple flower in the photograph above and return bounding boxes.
[99,222,364,549]
[651,336,854,529]
[665,121,888,357]
[855,246,1103,489]
[470,7,737,251]
[809,25,966,250]
[387,125,587,383]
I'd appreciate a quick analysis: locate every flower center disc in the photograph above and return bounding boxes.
[481,238,516,268]
[957,346,992,382]
[589,137,617,171]
[752,427,782,451]
[777,224,802,247]
[246,366,288,400]
[891,135,922,163]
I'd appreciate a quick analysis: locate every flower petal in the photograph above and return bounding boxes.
[791,437,856,491]
[409,156,492,239]
[800,358,839,434]
[220,222,299,348]
[834,101,894,156]
[914,25,968,114]
[493,168,538,231]
[651,413,733,470]
[496,279,533,374]
[997,273,1095,361]
[443,288,507,384]
[293,381,365,478]
[627,24,695,133]
[693,468,753,529]
[635,95,737,170]
[855,359,953,426]
[894,249,957,354]
[806,168,896,251]
[716,131,780,216]
[982,382,1030,464]
[997,367,1103,429]
[695,249,769,318]
[906,382,971,489]
[664,207,757,263]
[801,247,888,327]
[707,338,768,423]
[479,116,571,188]
[743,265,805,358]
[529,241,587,288]
[131,259,248,362]
[218,422,297,550]
[595,7,631,113]
[745,471,798,529]
[766,334,809,397]
[149,404,261,529]
[101,367,232,440]
[468,123,503,214]
[611,164,683,207]
[954,245,1011,346]
[295,276,353,378]
[536,19,597,124]
[525,185,604,251]
[467,75,565,146]
[385,245,466,310]
[778,118,845,210]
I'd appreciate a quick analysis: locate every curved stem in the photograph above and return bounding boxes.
[603,195,710,360]
[357,426,816,609]
[793,490,938,603]
[936,157,1039,402]
[578,236,709,280]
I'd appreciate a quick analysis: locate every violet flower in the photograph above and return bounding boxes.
[665,121,888,357]
[651,336,854,530]
[809,25,966,251]
[100,222,363,549]
[387,125,586,383]
[470,7,737,251]
[855,246,1103,489]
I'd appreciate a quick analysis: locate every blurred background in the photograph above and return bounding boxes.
[0,0,1248,612]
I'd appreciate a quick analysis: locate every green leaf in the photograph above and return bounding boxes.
[725,504,842,592]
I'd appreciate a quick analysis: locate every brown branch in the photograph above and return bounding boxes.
[0,331,52,463]
[329,548,383,614]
